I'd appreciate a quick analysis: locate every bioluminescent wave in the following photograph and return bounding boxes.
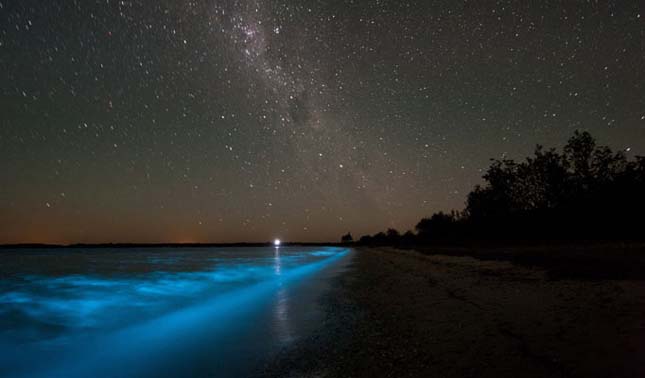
[0,246,351,377]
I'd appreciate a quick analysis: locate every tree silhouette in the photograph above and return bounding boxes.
[464,130,643,241]
[386,228,401,244]
[564,130,596,180]
[401,230,416,246]
[372,232,388,245]
[416,212,460,242]
[359,234,373,244]
[354,130,644,247]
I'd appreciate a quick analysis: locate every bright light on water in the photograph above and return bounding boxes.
[274,239,281,246]
[0,246,350,378]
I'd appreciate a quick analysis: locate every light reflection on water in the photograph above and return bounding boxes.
[273,248,293,344]
[0,246,351,377]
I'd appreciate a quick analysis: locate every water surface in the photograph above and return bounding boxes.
[0,246,351,377]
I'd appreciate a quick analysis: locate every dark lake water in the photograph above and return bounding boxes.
[0,246,352,377]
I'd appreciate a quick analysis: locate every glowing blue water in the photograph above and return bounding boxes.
[0,246,351,377]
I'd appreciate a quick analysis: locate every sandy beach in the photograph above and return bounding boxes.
[262,245,645,377]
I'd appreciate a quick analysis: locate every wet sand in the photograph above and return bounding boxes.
[262,246,645,377]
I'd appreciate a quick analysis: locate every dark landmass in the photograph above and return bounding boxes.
[344,131,645,248]
[262,245,645,378]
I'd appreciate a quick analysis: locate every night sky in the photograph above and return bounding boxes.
[1,1,643,244]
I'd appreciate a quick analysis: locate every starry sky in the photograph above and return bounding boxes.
[1,1,644,244]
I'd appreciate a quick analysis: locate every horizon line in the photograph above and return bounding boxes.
[0,241,343,249]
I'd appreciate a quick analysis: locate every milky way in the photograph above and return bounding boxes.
[1,1,644,243]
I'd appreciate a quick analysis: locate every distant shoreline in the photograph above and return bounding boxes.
[0,242,343,249]
[3,240,644,250]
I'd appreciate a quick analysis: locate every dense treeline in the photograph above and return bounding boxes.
[346,131,645,246]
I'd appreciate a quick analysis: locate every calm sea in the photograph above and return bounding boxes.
[0,246,351,377]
